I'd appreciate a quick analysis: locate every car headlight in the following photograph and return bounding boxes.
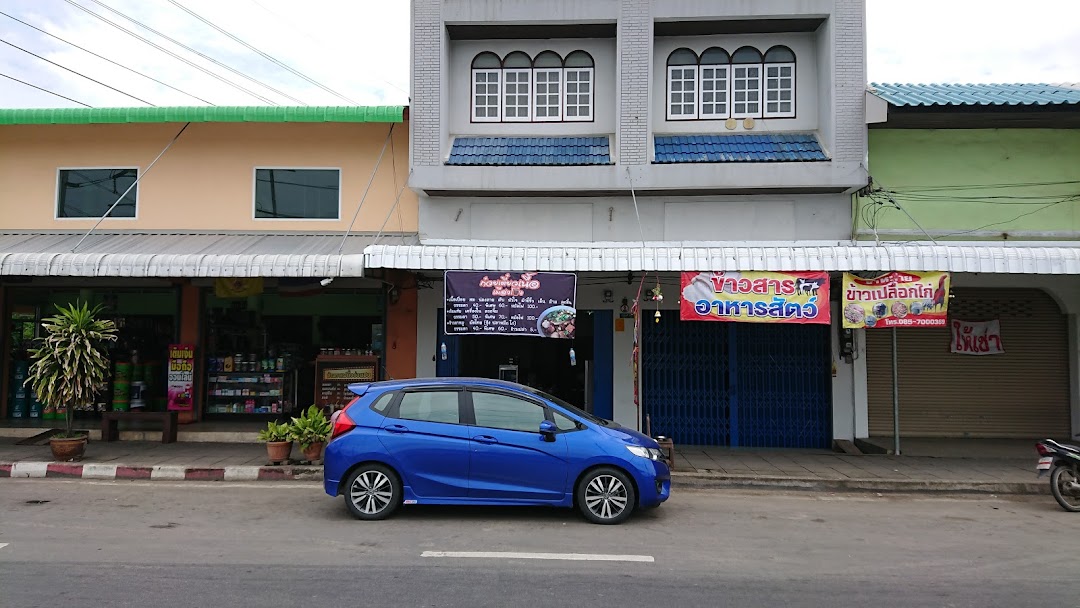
[626,446,665,461]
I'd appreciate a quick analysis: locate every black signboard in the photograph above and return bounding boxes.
[444,271,577,338]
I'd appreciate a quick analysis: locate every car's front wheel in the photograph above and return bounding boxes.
[576,467,636,525]
[344,464,401,521]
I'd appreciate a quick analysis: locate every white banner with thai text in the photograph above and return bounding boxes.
[950,319,1004,356]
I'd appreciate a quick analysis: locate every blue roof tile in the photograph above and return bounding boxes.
[869,82,1080,107]
[448,136,613,166]
[652,133,827,164]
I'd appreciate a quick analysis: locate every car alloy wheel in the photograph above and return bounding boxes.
[577,467,636,525]
[344,464,400,521]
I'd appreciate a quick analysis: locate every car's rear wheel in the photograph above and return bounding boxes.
[576,467,636,525]
[344,464,400,521]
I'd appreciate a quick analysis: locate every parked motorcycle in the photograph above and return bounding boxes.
[1035,439,1080,512]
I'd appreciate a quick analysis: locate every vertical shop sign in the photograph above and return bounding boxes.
[167,344,195,411]
[444,271,578,338]
[950,319,1005,355]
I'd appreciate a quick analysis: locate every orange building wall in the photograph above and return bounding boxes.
[0,121,415,233]
[384,270,419,381]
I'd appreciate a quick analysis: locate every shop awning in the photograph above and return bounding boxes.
[0,232,418,277]
[363,242,1080,274]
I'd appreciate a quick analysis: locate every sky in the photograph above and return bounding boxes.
[0,0,1077,109]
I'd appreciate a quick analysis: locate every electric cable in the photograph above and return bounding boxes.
[166,0,360,105]
[0,71,91,106]
[0,9,215,105]
[82,0,307,105]
[59,0,279,105]
[0,38,155,105]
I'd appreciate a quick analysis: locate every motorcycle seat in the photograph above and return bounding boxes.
[1045,439,1080,453]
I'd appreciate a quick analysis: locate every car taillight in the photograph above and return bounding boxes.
[330,409,356,441]
[1036,442,1052,456]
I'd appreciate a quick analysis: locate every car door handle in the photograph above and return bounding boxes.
[472,435,498,445]
[385,424,410,434]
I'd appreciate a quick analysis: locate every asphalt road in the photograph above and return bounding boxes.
[1,480,1077,607]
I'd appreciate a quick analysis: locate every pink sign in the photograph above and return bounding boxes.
[167,344,195,411]
[950,320,1004,356]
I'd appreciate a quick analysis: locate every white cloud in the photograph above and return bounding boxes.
[0,0,1077,109]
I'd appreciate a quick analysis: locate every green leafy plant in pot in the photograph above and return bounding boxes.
[26,301,117,461]
[258,420,293,464]
[290,405,331,463]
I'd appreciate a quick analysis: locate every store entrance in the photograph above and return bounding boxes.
[458,310,594,408]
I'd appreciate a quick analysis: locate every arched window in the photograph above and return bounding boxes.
[666,48,699,120]
[730,46,763,118]
[533,51,564,122]
[763,46,796,118]
[471,52,502,122]
[563,51,594,121]
[502,52,533,122]
[698,47,730,119]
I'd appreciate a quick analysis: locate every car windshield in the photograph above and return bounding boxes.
[526,388,611,426]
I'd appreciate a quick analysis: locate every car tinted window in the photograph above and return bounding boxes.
[552,410,578,431]
[471,392,546,432]
[397,391,459,424]
[370,392,394,413]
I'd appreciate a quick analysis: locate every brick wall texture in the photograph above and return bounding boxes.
[412,0,442,167]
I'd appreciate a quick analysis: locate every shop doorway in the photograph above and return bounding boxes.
[642,316,831,448]
[438,309,613,416]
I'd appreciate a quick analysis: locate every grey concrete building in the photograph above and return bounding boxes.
[368,0,873,449]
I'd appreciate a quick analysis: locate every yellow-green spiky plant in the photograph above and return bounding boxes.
[26,302,118,438]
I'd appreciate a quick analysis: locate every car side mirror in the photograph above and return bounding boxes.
[539,420,557,441]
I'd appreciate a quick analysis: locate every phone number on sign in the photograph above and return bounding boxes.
[881,317,945,327]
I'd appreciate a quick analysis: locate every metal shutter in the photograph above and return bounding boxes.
[867,288,1069,438]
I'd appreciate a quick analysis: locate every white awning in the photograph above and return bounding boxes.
[0,232,418,277]
[364,242,1080,274]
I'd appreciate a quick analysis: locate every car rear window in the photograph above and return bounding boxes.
[369,391,394,413]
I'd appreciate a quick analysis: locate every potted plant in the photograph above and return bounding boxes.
[290,405,331,463]
[26,301,118,462]
[258,420,293,464]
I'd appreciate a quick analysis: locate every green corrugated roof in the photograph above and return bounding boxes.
[0,105,405,125]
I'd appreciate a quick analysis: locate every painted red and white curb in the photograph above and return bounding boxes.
[0,462,322,482]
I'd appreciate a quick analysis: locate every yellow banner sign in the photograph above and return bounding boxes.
[322,367,375,382]
[842,271,951,329]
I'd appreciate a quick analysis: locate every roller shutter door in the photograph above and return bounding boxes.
[867,288,1069,438]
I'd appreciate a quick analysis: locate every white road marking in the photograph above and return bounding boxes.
[0,543,8,549]
[421,551,654,563]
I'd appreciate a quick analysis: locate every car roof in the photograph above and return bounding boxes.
[348,377,533,394]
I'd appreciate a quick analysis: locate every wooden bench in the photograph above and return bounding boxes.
[101,411,178,444]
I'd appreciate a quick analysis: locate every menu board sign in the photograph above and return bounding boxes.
[315,357,378,410]
[444,271,578,338]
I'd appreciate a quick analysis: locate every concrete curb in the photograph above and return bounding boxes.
[670,471,1049,495]
[0,462,1046,495]
[0,462,322,482]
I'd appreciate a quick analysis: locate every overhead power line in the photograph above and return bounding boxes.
[0,10,216,105]
[82,0,309,105]
[0,38,154,105]
[59,0,279,105]
[167,0,360,105]
[0,71,92,107]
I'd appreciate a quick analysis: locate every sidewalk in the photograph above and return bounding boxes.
[0,437,1046,494]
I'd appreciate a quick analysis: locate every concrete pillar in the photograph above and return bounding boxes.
[385,270,418,381]
[177,282,201,424]
[617,0,651,165]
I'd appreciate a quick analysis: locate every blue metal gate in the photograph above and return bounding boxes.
[642,316,831,448]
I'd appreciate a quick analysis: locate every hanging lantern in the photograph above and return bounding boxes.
[654,310,661,323]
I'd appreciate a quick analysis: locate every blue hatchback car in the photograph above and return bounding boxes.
[323,378,671,524]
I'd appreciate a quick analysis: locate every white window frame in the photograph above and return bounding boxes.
[563,67,594,122]
[533,67,563,122]
[252,166,342,221]
[55,166,140,221]
[471,68,502,123]
[763,62,796,118]
[501,68,532,122]
[731,63,762,119]
[698,64,730,120]
[666,65,699,120]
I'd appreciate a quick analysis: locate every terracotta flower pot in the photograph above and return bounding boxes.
[50,436,87,462]
[302,441,325,462]
[266,441,292,464]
